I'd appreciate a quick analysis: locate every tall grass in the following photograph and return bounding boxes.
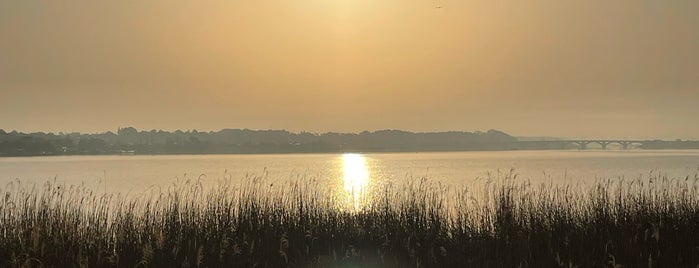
[1,173,697,267]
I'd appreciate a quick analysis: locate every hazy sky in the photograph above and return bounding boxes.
[1,0,698,139]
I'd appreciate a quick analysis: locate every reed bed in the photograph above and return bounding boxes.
[0,174,697,267]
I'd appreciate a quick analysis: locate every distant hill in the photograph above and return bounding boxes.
[0,128,518,156]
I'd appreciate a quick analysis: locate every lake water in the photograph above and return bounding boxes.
[1,150,698,199]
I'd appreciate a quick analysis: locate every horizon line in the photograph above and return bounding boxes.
[1,127,694,141]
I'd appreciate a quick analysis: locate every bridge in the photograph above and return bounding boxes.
[514,140,650,150]
[559,140,646,150]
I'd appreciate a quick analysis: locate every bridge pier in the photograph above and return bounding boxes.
[620,142,631,150]
[598,141,610,150]
[574,141,591,150]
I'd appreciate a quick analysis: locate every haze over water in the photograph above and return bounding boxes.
[3,1,699,139]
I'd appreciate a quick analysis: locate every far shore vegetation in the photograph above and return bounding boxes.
[1,173,697,267]
[2,127,699,157]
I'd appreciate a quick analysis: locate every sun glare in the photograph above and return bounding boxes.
[342,153,370,210]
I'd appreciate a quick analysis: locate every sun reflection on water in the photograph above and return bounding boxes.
[342,153,370,210]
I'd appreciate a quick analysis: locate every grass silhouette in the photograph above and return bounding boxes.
[0,173,697,267]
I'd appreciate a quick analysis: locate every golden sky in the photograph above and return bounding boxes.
[1,0,698,139]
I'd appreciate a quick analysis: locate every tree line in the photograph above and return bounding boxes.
[0,127,518,156]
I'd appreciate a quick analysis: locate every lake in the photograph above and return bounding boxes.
[1,150,698,199]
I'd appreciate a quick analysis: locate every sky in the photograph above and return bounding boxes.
[1,0,698,139]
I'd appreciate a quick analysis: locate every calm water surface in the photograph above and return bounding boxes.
[1,150,698,198]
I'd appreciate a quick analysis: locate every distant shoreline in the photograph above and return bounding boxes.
[3,128,698,157]
[3,146,699,158]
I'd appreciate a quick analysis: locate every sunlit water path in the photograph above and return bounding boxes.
[1,150,698,209]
